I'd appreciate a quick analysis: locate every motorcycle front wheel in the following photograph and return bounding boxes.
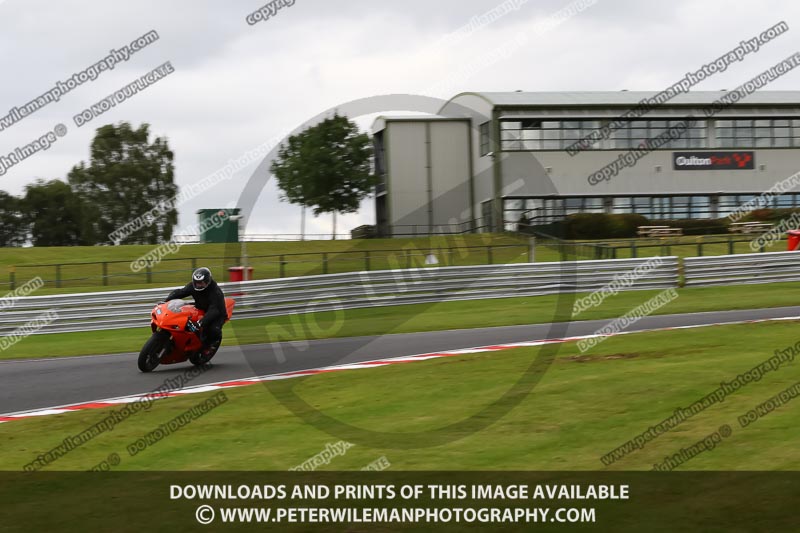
[138,332,171,372]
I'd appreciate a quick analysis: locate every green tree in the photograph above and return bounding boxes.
[0,190,25,247]
[270,113,377,239]
[22,179,86,246]
[68,122,178,245]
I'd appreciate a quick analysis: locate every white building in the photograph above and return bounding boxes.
[372,91,800,236]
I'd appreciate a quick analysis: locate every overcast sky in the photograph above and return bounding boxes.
[0,0,798,238]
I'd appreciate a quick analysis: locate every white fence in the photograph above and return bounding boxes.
[683,251,800,287]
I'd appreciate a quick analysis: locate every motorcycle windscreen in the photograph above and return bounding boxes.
[167,299,186,313]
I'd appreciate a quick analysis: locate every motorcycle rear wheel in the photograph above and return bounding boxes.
[188,339,221,367]
[138,332,170,372]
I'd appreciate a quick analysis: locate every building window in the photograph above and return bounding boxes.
[716,118,800,148]
[500,120,523,150]
[651,197,670,219]
[499,118,709,151]
[776,194,795,208]
[612,197,633,214]
[500,120,540,150]
[493,194,794,224]
[583,197,604,213]
[565,197,583,215]
[523,199,544,223]
[672,196,690,219]
[690,196,711,219]
[633,197,651,215]
[716,195,738,217]
[543,198,565,219]
[479,121,491,156]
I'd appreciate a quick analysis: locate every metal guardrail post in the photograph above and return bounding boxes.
[365,251,370,271]
[102,262,108,286]
[697,241,703,257]
[487,246,493,264]
[280,255,286,278]
[631,242,637,258]
[146,266,152,284]
[322,253,328,275]
[406,251,411,269]
[192,258,197,271]
[9,267,15,291]
[55,264,61,288]
[728,235,734,255]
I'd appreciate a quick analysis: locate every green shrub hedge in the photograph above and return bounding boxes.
[527,209,800,240]
[740,208,800,223]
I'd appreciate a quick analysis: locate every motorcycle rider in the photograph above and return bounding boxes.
[164,267,227,356]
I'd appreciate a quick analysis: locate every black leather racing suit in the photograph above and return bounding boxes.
[165,280,226,348]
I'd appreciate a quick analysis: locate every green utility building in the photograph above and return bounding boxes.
[196,208,240,243]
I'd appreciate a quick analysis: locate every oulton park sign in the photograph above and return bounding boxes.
[673,151,755,171]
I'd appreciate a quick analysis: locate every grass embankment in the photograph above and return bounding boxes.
[3,320,799,471]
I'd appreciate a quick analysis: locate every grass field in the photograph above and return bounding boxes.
[3,320,799,471]
[3,280,799,361]
[4,299,798,532]
[0,234,529,294]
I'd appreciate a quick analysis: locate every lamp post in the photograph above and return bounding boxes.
[228,214,248,281]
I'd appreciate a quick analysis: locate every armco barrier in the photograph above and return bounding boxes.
[0,258,679,335]
[683,251,800,287]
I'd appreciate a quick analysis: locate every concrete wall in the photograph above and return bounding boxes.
[384,122,428,228]
[384,119,471,233]
[441,95,496,225]
[430,121,472,226]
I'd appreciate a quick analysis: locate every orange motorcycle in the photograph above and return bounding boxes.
[138,298,235,372]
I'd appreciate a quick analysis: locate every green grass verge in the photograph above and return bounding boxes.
[3,320,800,471]
[4,281,800,360]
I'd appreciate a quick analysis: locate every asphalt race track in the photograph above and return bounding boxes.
[2,306,799,416]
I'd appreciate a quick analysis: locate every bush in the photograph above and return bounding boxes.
[606,214,649,238]
[563,214,610,239]
[521,221,568,239]
[528,211,794,240]
[562,213,648,239]
[740,208,800,223]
